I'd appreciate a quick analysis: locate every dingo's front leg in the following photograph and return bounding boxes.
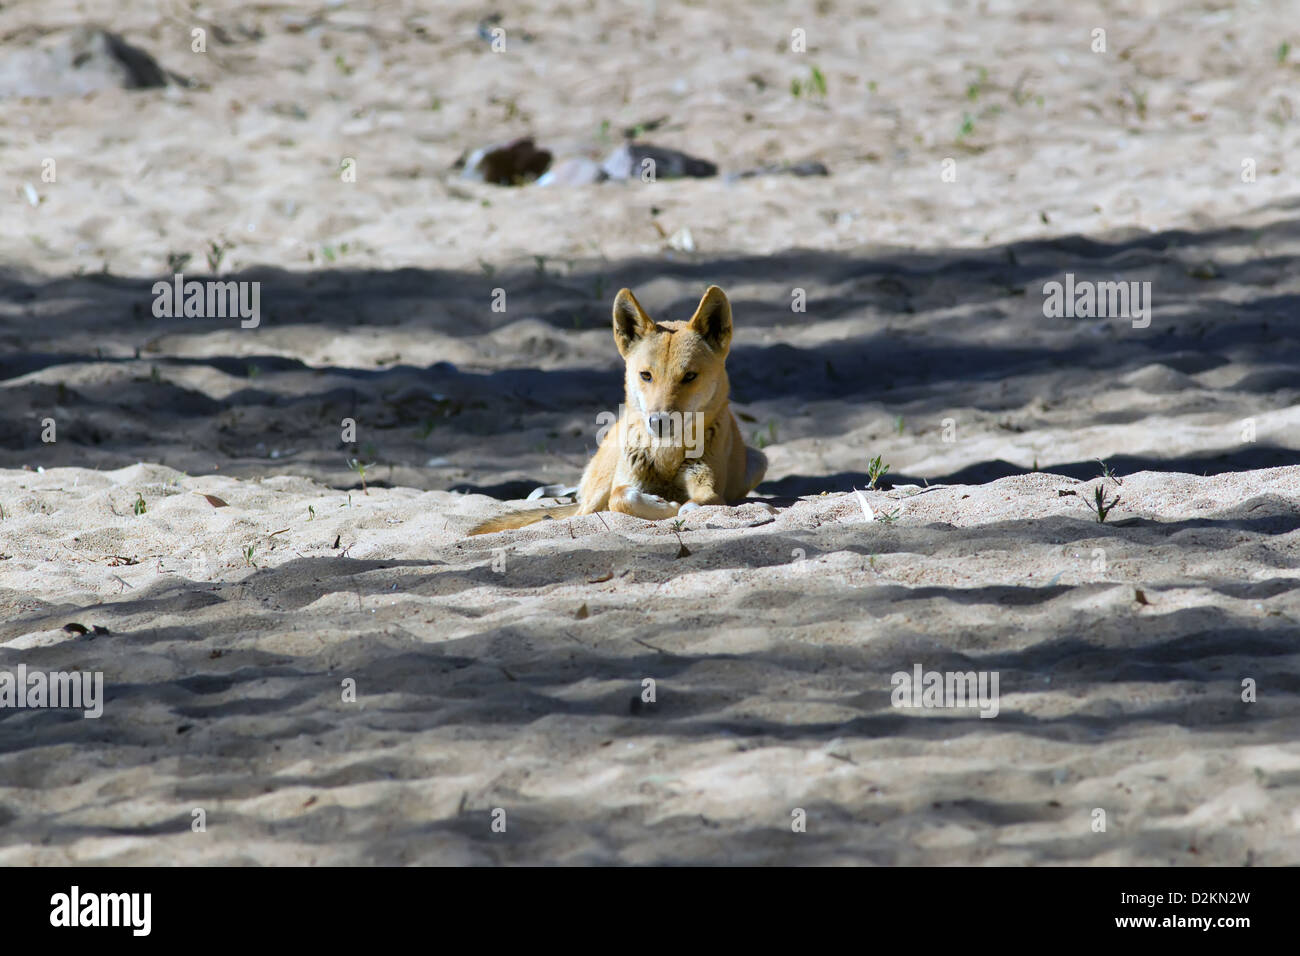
[609,453,681,520]
[677,459,726,514]
[610,482,681,520]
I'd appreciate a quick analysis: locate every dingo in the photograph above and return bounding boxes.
[468,285,767,535]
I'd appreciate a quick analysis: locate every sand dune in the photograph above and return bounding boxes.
[1,0,1299,864]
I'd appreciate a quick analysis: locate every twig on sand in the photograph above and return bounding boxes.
[633,636,672,655]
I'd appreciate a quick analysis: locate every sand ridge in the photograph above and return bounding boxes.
[1,0,1299,864]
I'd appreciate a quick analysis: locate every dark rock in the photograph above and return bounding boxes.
[601,143,717,180]
[0,27,178,98]
[459,137,552,186]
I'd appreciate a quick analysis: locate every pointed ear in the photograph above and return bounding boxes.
[688,285,732,354]
[612,288,656,357]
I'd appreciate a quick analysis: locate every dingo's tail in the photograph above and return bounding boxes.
[467,502,582,536]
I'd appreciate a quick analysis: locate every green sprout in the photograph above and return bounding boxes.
[867,455,891,489]
[1091,486,1120,523]
[348,458,372,495]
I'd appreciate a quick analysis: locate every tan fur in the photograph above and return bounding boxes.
[466,502,582,535]
[467,285,767,535]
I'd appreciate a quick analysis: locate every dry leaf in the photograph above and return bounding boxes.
[194,492,229,508]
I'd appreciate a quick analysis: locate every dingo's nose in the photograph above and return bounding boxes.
[647,412,675,439]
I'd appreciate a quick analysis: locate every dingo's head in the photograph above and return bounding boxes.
[612,285,732,441]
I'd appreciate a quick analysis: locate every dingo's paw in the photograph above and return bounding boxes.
[614,488,681,520]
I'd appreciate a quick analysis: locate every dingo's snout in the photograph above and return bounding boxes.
[647,411,676,439]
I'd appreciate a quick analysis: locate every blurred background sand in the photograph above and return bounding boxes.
[0,0,1298,864]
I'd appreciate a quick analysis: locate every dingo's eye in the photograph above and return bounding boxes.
[682,371,698,383]
[640,370,652,382]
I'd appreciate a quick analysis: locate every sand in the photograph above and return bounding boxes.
[0,0,1298,864]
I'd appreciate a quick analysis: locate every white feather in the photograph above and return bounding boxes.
[853,487,875,522]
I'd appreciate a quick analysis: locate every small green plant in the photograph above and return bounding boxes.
[308,505,316,521]
[809,65,827,97]
[671,519,685,531]
[244,543,257,567]
[867,455,891,489]
[167,251,192,273]
[348,458,372,495]
[958,112,975,139]
[876,508,901,524]
[791,66,827,99]
[755,421,778,449]
[1096,458,1122,484]
[133,493,147,516]
[895,415,905,435]
[205,239,231,273]
[966,67,987,102]
[1091,486,1120,523]
[1278,41,1291,65]
[1126,84,1148,120]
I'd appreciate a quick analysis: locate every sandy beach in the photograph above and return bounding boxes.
[0,0,1298,864]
